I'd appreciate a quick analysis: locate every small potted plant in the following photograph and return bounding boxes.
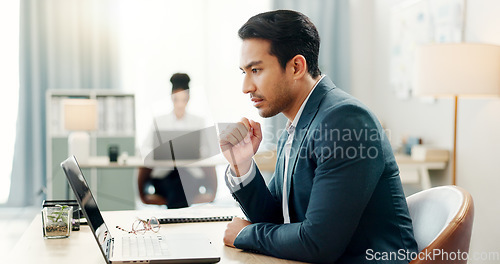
[42,205,72,238]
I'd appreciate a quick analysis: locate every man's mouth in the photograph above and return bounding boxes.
[251,97,264,107]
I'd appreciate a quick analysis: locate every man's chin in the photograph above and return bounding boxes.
[258,108,280,118]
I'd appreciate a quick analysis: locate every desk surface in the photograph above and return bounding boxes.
[9,206,305,264]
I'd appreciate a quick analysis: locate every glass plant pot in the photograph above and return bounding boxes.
[42,205,72,239]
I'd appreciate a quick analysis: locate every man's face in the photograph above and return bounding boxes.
[239,38,294,118]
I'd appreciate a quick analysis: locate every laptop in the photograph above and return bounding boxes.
[152,126,220,161]
[153,130,201,161]
[61,156,221,264]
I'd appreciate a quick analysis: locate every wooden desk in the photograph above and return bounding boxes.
[395,154,448,190]
[8,206,305,264]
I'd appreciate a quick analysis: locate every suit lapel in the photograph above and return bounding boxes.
[285,77,336,201]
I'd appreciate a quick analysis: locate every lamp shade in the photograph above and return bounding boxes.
[63,99,98,131]
[414,43,500,97]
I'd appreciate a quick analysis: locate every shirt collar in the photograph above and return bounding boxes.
[286,75,325,133]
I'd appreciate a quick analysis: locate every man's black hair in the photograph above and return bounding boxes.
[238,10,321,78]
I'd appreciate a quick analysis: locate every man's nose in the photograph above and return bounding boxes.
[242,76,256,94]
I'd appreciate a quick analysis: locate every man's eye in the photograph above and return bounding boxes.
[251,68,260,73]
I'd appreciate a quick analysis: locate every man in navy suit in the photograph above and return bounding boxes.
[218,10,418,263]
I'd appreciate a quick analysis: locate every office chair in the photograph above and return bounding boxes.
[138,166,218,208]
[180,167,218,205]
[407,185,474,264]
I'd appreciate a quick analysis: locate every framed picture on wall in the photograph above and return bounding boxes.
[390,0,465,99]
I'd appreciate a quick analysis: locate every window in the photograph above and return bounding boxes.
[0,0,20,203]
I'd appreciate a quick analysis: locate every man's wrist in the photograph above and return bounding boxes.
[230,160,252,177]
[235,224,249,243]
[226,160,256,190]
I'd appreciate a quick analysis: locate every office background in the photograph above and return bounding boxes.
[0,0,499,263]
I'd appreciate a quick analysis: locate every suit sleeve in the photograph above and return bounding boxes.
[226,165,284,224]
[233,104,386,263]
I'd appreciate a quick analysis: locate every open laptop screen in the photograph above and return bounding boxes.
[153,130,201,160]
[149,126,220,162]
[61,156,111,260]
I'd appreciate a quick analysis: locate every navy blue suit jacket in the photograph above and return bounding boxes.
[226,77,418,263]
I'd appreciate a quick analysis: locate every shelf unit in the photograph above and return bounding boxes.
[46,90,137,210]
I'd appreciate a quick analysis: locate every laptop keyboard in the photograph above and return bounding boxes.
[122,235,169,257]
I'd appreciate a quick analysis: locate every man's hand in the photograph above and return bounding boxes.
[223,217,252,248]
[218,118,262,176]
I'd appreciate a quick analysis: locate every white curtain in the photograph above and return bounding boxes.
[273,0,351,91]
[0,1,20,205]
[8,0,120,206]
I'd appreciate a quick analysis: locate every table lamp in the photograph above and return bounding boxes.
[63,99,98,164]
[414,43,500,185]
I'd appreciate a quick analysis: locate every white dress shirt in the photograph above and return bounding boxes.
[227,76,325,223]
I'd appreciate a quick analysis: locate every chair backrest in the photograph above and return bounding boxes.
[137,166,218,207]
[407,185,474,264]
[181,167,218,205]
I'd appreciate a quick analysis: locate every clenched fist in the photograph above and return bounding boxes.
[218,118,262,176]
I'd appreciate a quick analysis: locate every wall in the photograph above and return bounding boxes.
[352,0,454,188]
[351,0,500,262]
[350,0,375,109]
[457,0,500,261]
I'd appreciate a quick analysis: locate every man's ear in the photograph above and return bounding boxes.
[289,55,307,80]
